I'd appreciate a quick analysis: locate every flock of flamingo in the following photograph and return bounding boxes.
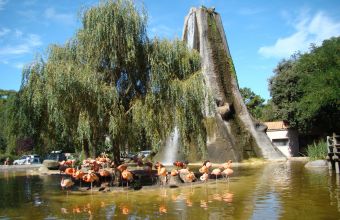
[59,154,234,192]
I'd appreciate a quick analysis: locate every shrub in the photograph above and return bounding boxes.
[306,140,327,161]
[0,153,15,164]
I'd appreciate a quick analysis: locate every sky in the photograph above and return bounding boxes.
[0,0,339,100]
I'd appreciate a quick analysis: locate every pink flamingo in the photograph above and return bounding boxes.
[222,160,233,183]
[121,169,133,188]
[61,177,74,195]
[200,173,209,182]
[211,168,222,182]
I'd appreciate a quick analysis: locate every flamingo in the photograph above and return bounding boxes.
[155,162,167,186]
[222,160,232,169]
[186,172,196,183]
[200,173,209,182]
[199,165,209,174]
[173,161,185,169]
[82,171,99,191]
[205,161,212,169]
[222,160,233,182]
[170,169,178,176]
[211,168,222,182]
[143,162,154,182]
[61,177,74,194]
[72,170,85,180]
[117,164,128,172]
[64,167,76,176]
[99,169,111,183]
[121,169,133,188]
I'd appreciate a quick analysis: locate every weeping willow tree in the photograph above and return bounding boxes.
[16,0,207,164]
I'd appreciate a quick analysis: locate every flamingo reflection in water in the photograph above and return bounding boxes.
[200,200,208,210]
[222,191,234,203]
[159,204,167,214]
[119,204,130,215]
[61,207,68,214]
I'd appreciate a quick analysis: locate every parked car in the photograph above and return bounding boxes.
[13,155,29,165]
[28,155,41,164]
[43,150,66,170]
[138,150,153,158]
[13,155,41,165]
[45,150,66,162]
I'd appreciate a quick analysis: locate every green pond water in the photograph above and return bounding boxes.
[0,161,340,220]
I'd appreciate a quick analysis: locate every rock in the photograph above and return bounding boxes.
[304,160,328,168]
[168,175,182,186]
[38,166,50,174]
[179,170,196,183]
[42,160,59,170]
[216,103,231,119]
[255,122,268,132]
[182,7,286,162]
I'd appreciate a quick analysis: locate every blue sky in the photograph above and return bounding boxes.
[0,0,339,100]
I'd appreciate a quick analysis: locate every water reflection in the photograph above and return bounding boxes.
[1,161,340,219]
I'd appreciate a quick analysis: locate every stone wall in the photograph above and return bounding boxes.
[182,7,285,162]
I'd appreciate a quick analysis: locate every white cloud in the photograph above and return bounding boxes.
[149,25,180,39]
[0,31,42,56]
[44,7,75,26]
[259,11,340,58]
[0,27,10,37]
[0,0,7,11]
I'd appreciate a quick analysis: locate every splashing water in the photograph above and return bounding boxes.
[162,127,180,165]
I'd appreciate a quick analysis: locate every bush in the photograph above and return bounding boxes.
[306,140,327,161]
[0,153,15,164]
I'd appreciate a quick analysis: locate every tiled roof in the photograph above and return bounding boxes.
[264,121,289,130]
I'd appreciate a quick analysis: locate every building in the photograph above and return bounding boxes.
[264,121,299,158]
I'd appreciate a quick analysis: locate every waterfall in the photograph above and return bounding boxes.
[162,127,180,165]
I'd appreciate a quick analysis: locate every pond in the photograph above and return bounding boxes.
[0,161,339,219]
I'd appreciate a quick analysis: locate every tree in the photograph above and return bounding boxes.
[240,87,265,120]
[15,0,206,163]
[259,99,279,122]
[269,37,340,134]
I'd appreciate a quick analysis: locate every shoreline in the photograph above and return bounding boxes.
[0,157,309,173]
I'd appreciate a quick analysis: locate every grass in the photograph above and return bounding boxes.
[306,140,327,161]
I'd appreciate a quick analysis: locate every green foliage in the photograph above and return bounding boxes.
[306,140,327,161]
[269,37,340,133]
[240,87,265,120]
[1,0,207,162]
[259,99,280,122]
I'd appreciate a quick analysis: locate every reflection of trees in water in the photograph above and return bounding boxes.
[328,173,340,212]
[0,172,43,209]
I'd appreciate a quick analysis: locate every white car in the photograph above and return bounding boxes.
[13,155,41,165]
[138,150,152,158]
[13,155,29,165]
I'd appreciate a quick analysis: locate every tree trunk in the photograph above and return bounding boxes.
[83,138,90,159]
[112,141,121,166]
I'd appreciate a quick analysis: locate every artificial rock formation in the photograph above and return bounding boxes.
[182,7,285,162]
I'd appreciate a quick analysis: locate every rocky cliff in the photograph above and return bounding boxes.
[182,7,285,162]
